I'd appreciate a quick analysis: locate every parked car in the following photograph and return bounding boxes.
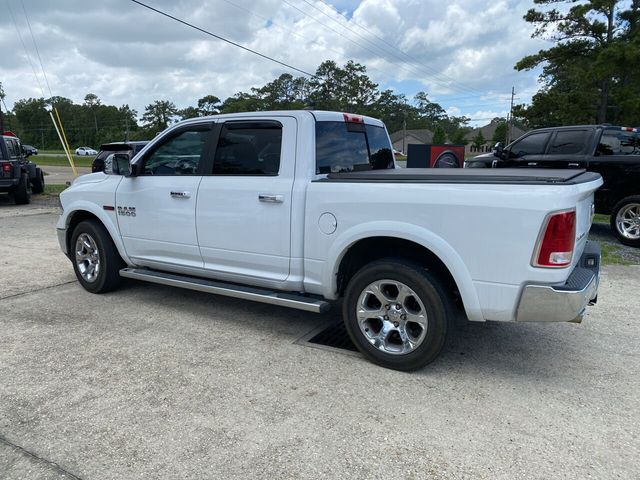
[0,132,45,204]
[23,144,38,155]
[75,146,97,156]
[466,125,640,246]
[56,111,602,371]
[91,141,149,173]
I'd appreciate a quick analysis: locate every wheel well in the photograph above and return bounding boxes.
[66,210,101,253]
[336,237,461,305]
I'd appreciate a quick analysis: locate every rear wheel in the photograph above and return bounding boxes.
[342,258,452,371]
[31,167,45,194]
[13,173,31,204]
[71,220,124,293]
[611,196,640,247]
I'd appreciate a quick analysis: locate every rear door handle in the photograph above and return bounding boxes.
[568,163,580,167]
[170,191,191,198]
[258,194,284,203]
[527,162,538,166]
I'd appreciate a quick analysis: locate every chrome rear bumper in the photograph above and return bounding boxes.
[516,241,600,323]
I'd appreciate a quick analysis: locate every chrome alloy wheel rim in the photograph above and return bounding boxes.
[356,280,428,355]
[75,233,100,282]
[616,203,640,240]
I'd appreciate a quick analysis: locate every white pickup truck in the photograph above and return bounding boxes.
[57,110,602,370]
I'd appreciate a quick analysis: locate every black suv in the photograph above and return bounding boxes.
[92,141,149,173]
[0,133,44,204]
[466,125,640,247]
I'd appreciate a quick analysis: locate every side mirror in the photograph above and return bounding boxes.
[493,142,504,157]
[112,153,134,176]
[21,146,32,158]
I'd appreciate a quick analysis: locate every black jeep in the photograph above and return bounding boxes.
[0,133,44,205]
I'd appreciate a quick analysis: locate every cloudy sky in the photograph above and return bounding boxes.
[1,0,549,126]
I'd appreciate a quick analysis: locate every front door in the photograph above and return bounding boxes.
[196,118,296,282]
[116,123,214,269]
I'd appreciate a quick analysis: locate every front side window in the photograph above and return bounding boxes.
[548,130,589,155]
[509,132,551,157]
[212,122,282,175]
[316,121,394,174]
[597,130,640,156]
[142,129,210,175]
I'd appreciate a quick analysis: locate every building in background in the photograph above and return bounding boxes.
[389,129,433,154]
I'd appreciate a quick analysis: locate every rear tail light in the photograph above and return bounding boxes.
[1,162,12,173]
[533,210,576,268]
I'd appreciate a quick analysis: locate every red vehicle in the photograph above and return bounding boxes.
[406,144,465,168]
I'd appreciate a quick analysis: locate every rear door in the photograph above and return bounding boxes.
[541,128,592,168]
[116,123,215,269]
[196,118,296,282]
[588,128,640,212]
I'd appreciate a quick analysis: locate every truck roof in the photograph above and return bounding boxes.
[178,110,386,128]
[531,125,639,133]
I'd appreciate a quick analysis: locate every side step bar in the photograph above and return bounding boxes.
[119,267,330,314]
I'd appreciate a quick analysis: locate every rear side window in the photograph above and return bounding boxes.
[213,122,282,175]
[316,121,394,174]
[597,130,640,156]
[548,130,589,155]
[509,132,551,157]
[6,139,19,158]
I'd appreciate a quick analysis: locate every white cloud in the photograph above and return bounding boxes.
[1,0,547,123]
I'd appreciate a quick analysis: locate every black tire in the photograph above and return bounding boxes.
[610,196,640,247]
[342,258,453,371]
[70,220,124,293]
[31,167,45,194]
[13,173,31,205]
[433,152,460,168]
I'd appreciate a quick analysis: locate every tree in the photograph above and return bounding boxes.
[432,125,447,144]
[178,106,199,120]
[0,82,6,132]
[197,95,221,116]
[515,0,640,125]
[451,128,469,145]
[142,100,178,131]
[472,130,486,150]
[492,121,508,144]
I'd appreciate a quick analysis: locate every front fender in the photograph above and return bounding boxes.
[59,200,132,265]
[322,220,483,321]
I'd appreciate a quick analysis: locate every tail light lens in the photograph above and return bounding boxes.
[533,210,576,268]
[1,162,12,173]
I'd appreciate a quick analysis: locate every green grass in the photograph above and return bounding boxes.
[40,184,67,196]
[600,242,632,265]
[34,155,93,167]
[593,213,610,224]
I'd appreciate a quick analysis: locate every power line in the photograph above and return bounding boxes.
[6,0,45,97]
[20,0,53,98]
[292,0,489,98]
[130,0,317,78]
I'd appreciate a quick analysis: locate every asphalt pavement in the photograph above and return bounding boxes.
[42,166,92,185]
[0,208,638,479]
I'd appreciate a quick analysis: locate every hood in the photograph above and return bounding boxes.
[71,172,108,186]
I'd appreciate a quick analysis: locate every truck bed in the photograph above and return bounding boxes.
[321,168,601,185]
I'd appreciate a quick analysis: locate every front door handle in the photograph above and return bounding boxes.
[170,191,191,198]
[568,163,580,167]
[258,194,284,203]
[527,162,538,166]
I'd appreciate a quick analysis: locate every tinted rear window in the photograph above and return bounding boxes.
[316,121,394,174]
[548,130,589,155]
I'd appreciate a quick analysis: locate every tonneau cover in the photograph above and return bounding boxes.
[320,168,602,185]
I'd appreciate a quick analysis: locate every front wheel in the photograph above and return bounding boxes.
[611,196,640,247]
[13,173,32,204]
[71,220,124,293]
[342,258,452,371]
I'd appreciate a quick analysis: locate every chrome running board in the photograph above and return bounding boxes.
[120,267,330,313]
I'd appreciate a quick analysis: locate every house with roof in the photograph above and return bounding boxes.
[464,120,527,156]
[389,129,433,154]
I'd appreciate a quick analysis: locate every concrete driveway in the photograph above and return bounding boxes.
[1,208,639,479]
[42,166,92,185]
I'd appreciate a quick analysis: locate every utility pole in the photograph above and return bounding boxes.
[507,86,515,144]
[402,99,407,154]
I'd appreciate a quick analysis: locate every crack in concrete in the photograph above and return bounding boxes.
[0,433,84,480]
[0,280,77,301]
